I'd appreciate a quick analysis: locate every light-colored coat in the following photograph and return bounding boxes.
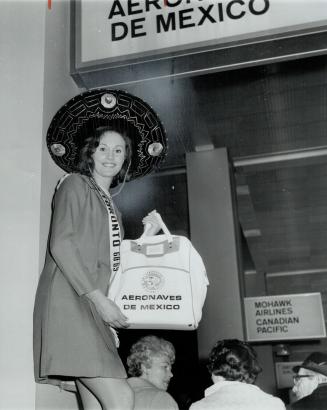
[190,380,286,410]
[128,377,179,410]
[33,174,126,386]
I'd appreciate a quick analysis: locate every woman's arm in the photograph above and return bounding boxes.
[86,289,129,328]
[50,175,96,296]
[50,175,129,328]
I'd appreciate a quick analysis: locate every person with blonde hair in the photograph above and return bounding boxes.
[127,335,179,410]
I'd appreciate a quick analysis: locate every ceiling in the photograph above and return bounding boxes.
[122,53,327,278]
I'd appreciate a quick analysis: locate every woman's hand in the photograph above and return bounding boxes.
[142,210,162,236]
[86,290,130,329]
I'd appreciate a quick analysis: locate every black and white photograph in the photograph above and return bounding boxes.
[2,1,327,409]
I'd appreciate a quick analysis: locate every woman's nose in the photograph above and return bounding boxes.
[106,149,114,160]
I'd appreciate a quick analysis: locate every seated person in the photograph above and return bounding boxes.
[190,338,285,410]
[289,351,327,409]
[126,335,179,410]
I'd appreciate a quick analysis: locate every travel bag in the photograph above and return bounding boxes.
[108,213,209,330]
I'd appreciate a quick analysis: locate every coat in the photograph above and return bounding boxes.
[190,380,286,410]
[288,383,327,410]
[33,174,126,386]
[127,377,179,410]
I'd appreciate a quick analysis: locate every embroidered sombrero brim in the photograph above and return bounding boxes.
[46,89,167,179]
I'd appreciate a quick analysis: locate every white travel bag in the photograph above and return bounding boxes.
[108,213,209,330]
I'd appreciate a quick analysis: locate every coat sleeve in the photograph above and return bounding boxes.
[49,174,98,296]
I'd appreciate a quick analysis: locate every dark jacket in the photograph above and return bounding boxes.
[128,377,179,410]
[288,383,327,410]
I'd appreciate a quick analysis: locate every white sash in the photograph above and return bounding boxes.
[90,177,122,347]
[89,177,121,275]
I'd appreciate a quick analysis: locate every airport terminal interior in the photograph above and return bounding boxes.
[2,1,327,409]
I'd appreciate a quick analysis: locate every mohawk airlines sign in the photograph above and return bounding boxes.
[75,0,327,66]
[244,293,326,342]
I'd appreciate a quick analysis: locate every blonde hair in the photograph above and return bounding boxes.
[127,335,175,377]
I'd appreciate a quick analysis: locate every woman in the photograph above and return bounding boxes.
[33,90,167,410]
[190,339,286,410]
[126,335,179,410]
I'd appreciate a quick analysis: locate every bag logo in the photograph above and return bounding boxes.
[142,271,164,292]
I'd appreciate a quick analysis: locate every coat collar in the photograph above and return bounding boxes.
[205,380,260,398]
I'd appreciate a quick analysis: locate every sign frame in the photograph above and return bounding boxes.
[73,0,327,69]
[275,361,302,389]
[244,292,326,342]
[70,1,327,88]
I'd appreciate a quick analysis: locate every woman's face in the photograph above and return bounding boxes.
[142,354,173,391]
[92,131,126,183]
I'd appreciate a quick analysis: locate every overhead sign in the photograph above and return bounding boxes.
[75,0,327,67]
[275,361,301,389]
[244,293,326,342]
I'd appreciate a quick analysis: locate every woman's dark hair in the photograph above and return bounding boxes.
[207,339,262,384]
[77,125,132,184]
[127,335,175,377]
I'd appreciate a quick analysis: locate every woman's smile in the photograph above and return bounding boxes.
[92,130,126,188]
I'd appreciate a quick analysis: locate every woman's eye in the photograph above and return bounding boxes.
[99,147,106,152]
[115,148,122,154]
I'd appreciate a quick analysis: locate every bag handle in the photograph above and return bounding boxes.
[136,212,173,247]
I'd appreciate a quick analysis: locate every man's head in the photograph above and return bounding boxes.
[292,352,327,400]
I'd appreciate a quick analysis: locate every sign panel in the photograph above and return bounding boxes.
[244,293,326,342]
[75,0,327,67]
[275,361,301,389]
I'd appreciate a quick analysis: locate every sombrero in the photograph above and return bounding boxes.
[46,89,167,180]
